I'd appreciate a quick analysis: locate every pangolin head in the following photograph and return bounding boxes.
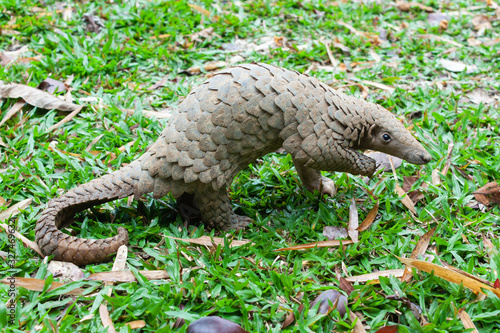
[355,104,432,166]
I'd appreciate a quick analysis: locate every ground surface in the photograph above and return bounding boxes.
[1,0,500,332]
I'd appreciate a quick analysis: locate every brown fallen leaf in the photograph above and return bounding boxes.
[38,78,67,94]
[0,277,84,296]
[473,182,500,206]
[150,34,171,40]
[401,226,436,282]
[428,12,450,26]
[47,261,84,283]
[396,1,434,12]
[87,270,169,282]
[338,21,381,45]
[125,320,146,329]
[397,257,500,297]
[402,176,427,204]
[310,289,348,316]
[121,108,172,119]
[374,326,399,333]
[345,269,405,283]
[0,221,43,256]
[275,239,354,252]
[484,37,500,46]
[0,82,79,111]
[418,34,463,47]
[348,198,359,243]
[365,152,402,172]
[187,61,227,75]
[466,89,496,105]
[349,311,367,333]
[99,245,128,333]
[357,202,379,232]
[361,80,395,92]
[458,308,479,333]
[390,157,416,214]
[47,104,84,131]
[472,14,492,31]
[188,4,219,22]
[281,303,304,329]
[323,226,348,240]
[339,276,355,296]
[0,100,25,127]
[167,235,252,247]
[440,59,477,73]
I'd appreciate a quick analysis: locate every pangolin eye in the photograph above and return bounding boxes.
[382,133,391,143]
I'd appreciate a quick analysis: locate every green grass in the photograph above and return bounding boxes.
[1,0,500,332]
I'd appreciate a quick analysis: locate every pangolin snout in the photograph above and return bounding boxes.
[412,151,432,165]
[404,149,432,165]
[420,152,432,164]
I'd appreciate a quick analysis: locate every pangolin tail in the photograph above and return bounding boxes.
[35,160,144,266]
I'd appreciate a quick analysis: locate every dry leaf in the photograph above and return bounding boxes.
[190,27,215,42]
[275,239,354,252]
[38,78,67,94]
[374,326,399,333]
[344,269,405,283]
[473,182,500,206]
[188,4,219,22]
[397,257,500,297]
[458,308,479,332]
[428,12,450,26]
[0,100,25,127]
[167,235,251,247]
[441,142,454,176]
[338,21,381,45]
[99,305,115,333]
[348,198,359,242]
[99,245,128,333]
[187,61,227,75]
[339,276,355,295]
[402,176,426,204]
[323,226,348,240]
[121,108,172,119]
[361,80,395,92]
[0,221,43,256]
[389,156,416,213]
[1,277,84,295]
[484,37,500,46]
[47,104,84,131]
[357,202,379,232]
[396,1,434,12]
[0,83,79,111]
[349,311,367,333]
[0,198,32,221]
[401,227,436,282]
[87,270,169,282]
[472,15,492,31]
[439,59,477,73]
[419,34,463,47]
[466,89,496,105]
[125,320,146,329]
[431,169,441,186]
[310,290,348,316]
[47,261,84,283]
[366,152,402,172]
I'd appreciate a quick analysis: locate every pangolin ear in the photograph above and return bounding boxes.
[367,124,376,138]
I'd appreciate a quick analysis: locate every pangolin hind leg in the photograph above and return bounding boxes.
[194,188,252,230]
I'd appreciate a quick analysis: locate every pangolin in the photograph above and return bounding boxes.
[35,63,432,265]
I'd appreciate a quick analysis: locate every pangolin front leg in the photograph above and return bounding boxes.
[194,188,253,230]
[293,158,336,197]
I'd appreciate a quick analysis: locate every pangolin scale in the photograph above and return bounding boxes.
[35,63,431,266]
